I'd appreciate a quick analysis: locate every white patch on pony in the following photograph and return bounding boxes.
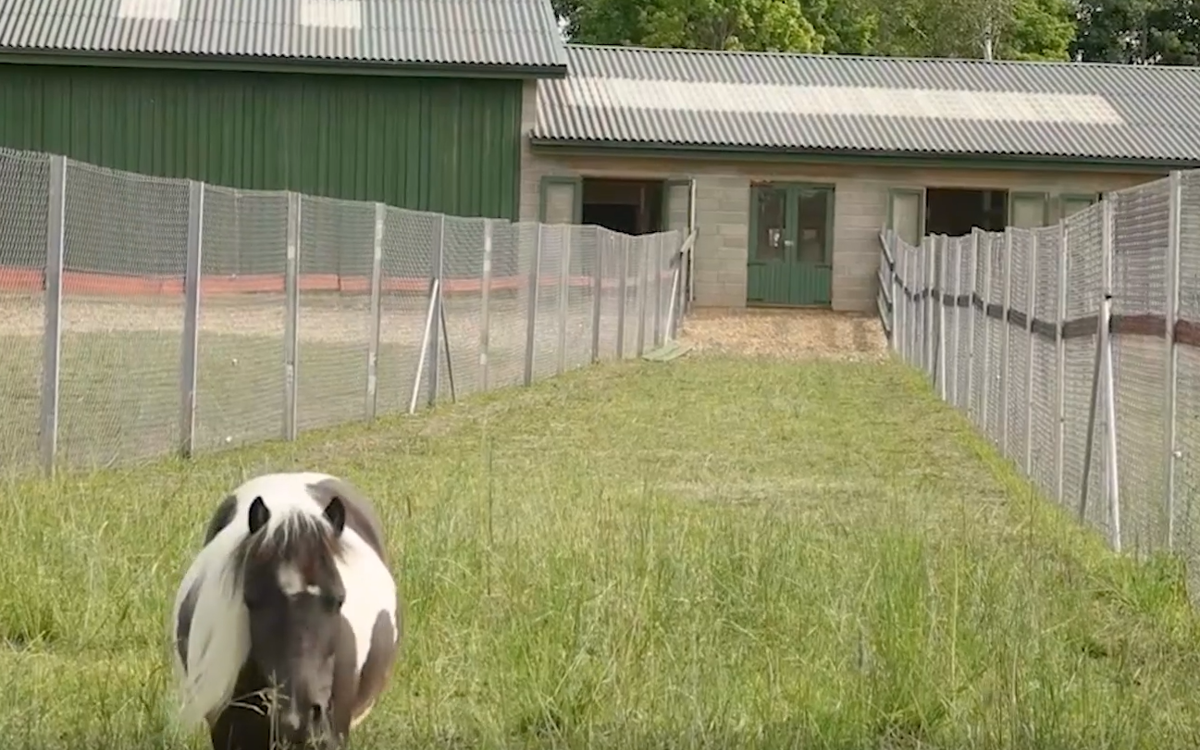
[170,472,338,728]
[276,562,325,597]
[336,528,398,678]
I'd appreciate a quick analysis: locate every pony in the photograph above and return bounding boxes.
[170,472,400,750]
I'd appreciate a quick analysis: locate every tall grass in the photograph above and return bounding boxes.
[1,356,1199,749]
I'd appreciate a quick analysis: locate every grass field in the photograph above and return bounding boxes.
[0,288,619,473]
[3,351,1200,749]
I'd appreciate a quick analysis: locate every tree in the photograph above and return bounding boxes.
[553,0,1076,60]
[552,0,822,52]
[1071,0,1200,64]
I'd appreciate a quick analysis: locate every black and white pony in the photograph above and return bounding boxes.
[171,472,400,750]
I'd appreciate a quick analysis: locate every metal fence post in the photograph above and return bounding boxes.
[937,236,948,399]
[615,236,627,359]
[1055,219,1069,505]
[556,225,570,375]
[283,191,301,442]
[1000,228,1014,455]
[898,242,909,362]
[425,215,445,407]
[892,238,904,357]
[965,231,979,420]
[179,180,204,457]
[951,237,962,409]
[365,202,385,422]
[922,236,933,376]
[979,234,995,433]
[653,233,665,348]
[1024,230,1040,476]
[635,241,648,357]
[479,219,493,392]
[590,231,604,362]
[39,154,67,475]
[1164,171,1183,551]
[523,224,543,385]
[1100,196,1121,552]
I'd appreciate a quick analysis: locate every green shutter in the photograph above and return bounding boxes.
[662,178,694,233]
[1059,192,1100,221]
[1008,191,1050,229]
[887,188,925,246]
[539,176,582,225]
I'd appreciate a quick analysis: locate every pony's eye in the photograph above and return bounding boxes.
[322,593,344,611]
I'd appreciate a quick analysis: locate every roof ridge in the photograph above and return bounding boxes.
[564,42,1200,75]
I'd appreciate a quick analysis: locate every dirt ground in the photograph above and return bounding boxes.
[677,307,889,362]
[0,292,891,364]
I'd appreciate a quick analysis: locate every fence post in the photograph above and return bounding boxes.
[1000,228,1014,455]
[556,225,570,375]
[951,237,962,409]
[39,154,67,475]
[425,215,445,406]
[979,234,995,433]
[590,231,603,362]
[965,231,979,420]
[636,241,648,357]
[1164,171,1183,551]
[922,235,934,376]
[654,233,665,348]
[899,242,910,363]
[937,236,948,399]
[1024,229,1039,476]
[889,231,900,352]
[365,202,385,422]
[479,219,493,392]
[1100,196,1122,552]
[283,191,301,442]
[179,180,204,457]
[1055,219,1069,506]
[616,236,628,358]
[523,224,543,385]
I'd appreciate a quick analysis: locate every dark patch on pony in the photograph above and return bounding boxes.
[175,577,202,666]
[306,478,388,564]
[204,494,239,545]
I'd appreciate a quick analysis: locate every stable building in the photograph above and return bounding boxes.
[0,0,568,222]
[524,44,1200,311]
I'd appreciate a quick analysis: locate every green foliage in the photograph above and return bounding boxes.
[1072,0,1200,65]
[554,0,1078,60]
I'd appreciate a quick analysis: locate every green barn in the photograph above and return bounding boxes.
[0,0,568,222]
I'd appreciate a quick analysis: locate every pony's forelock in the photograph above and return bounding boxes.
[174,495,339,728]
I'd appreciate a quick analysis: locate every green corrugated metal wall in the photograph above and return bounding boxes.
[0,63,523,275]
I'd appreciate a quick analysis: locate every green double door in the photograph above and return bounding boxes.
[746,183,834,306]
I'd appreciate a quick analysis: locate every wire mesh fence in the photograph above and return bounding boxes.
[0,148,690,476]
[878,169,1200,599]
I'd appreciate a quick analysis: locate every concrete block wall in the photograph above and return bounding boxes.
[692,174,751,308]
[516,80,1164,313]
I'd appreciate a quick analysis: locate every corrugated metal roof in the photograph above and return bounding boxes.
[533,44,1200,162]
[0,0,568,72]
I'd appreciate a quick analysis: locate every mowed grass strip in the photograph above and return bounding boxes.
[1,354,1199,749]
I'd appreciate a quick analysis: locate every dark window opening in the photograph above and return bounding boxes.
[925,188,1008,236]
[581,178,664,235]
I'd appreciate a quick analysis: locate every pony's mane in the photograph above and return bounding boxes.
[227,510,345,586]
[175,505,344,727]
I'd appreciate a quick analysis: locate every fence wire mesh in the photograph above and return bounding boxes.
[883,169,1200,602]
[0,149,688,476]
[0,149,49,473]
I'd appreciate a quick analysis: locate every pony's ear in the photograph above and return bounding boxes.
[248,496,270,535]
[324,496,347,536]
